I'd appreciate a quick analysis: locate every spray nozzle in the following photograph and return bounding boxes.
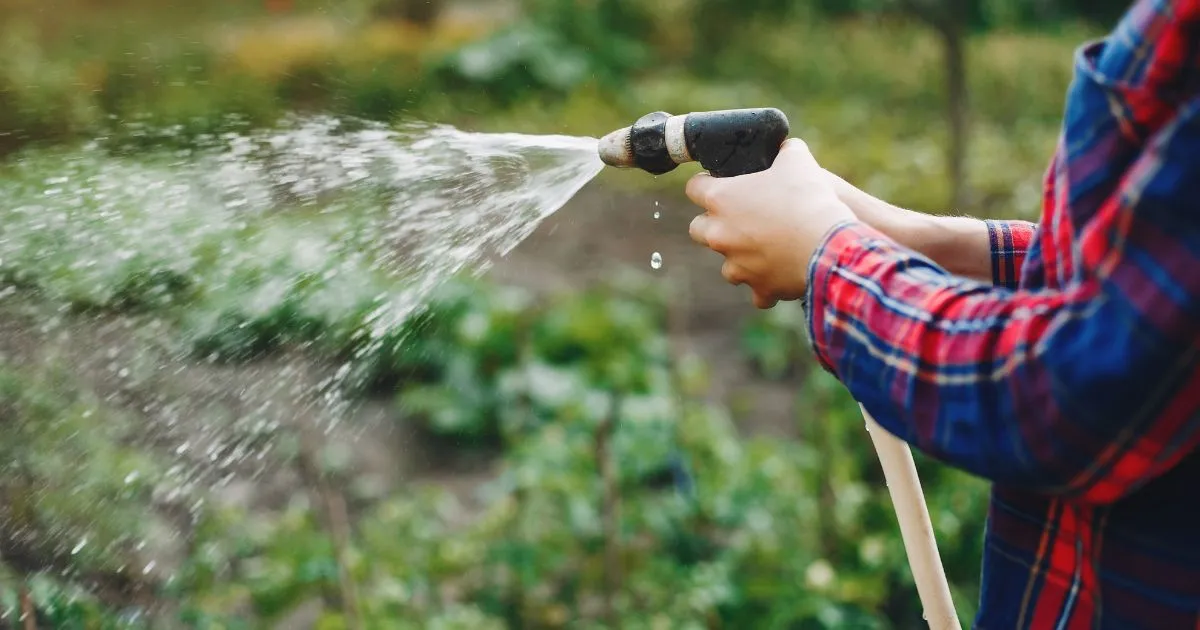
[598,108,790,178]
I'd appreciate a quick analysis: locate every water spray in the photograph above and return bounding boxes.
[599,108,962,630]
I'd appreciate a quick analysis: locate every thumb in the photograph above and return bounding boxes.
[772,137,819,171]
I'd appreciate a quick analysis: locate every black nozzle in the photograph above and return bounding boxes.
[598,107,790,178]
[686,108,790,177]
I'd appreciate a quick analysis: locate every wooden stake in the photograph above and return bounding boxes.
[860,405,961,630]
[20,584,35,630]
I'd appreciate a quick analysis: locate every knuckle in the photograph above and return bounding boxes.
[706,227,730,252]
[688,215,708,243]
[707,185,730,209]
[720,261,742,284]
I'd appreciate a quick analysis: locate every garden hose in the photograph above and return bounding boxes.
[599,108,961,629]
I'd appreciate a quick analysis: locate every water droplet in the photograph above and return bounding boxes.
[653,211,660,220]
[142,560,156,575]
[71,538,88,555]
[124,471,140,485]
[650,252,663,269]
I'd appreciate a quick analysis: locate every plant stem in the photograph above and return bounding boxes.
[509,486,526,627]
[296,430,363,630]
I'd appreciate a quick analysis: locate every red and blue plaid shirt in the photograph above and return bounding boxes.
[804,1,1200,627]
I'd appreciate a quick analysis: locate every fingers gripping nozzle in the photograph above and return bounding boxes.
[598,108,790,178]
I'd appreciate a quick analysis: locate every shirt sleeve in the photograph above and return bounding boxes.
[983,219,1037,290]
[803,109,1200,506]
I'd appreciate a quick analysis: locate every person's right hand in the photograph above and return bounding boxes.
[684,138,857,308]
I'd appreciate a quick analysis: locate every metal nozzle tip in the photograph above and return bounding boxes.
[598,127,634,168]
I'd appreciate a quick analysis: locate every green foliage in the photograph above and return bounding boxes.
[0,2,1092,626]
[0,365,160,567]
[0,361,167,627]
[157,280,991,628]
[0,262,992,628]
[431,0,655,105]
[800,0,1127,30]
[0,573,142,629]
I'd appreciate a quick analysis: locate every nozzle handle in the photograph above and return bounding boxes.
[598,107,792,178]
[686,108,790,178]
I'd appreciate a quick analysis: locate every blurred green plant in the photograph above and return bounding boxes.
[429,0,656,106]
[0,362,168,628]
[159,277,990,629]
[0,270,991,628]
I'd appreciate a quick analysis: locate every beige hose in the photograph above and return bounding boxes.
[860,405,962,630]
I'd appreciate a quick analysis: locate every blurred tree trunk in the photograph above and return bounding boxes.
[943,7,968,211]
[373,0,445,26]
[264,0,294,13]
[898,0,971,210]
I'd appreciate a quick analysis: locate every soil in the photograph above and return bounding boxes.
[489,182,803,439]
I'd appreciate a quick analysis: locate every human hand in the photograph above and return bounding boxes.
[685,138,857,309]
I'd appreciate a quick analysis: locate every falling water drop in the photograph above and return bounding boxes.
[653,201,660,220]
[71,538,88,555]
[650,252,663,269]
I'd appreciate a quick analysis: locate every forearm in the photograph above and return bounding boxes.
[824,170,1028,284]
[804,221,1200,504]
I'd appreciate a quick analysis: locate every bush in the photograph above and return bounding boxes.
[162,278,989,629]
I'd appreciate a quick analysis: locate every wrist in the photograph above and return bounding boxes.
[904,214,992,280]
[825,172,931,251]
[803,219,877,373]
[805,200,859,268]
[823,171,989,277]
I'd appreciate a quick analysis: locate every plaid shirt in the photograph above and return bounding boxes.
[803,1,1200,627]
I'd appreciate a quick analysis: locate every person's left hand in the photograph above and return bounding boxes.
[685,138,857,309]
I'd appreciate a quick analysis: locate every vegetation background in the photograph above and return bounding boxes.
[0,0,1129,628]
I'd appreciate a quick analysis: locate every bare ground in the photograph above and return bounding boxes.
[490,182,803,439]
